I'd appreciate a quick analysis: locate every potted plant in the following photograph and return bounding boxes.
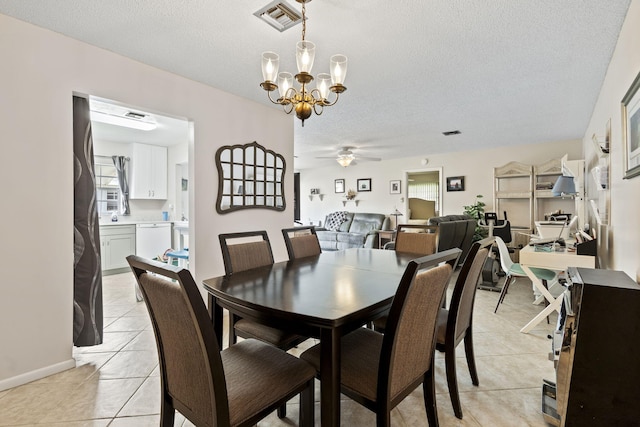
[463,194,487,241]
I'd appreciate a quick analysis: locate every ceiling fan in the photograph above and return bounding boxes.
[315,146,382,167]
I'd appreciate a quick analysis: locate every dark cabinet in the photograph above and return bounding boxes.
[556,267,640,427]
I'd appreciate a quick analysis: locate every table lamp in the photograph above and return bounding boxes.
[552,175,577,197]
[390,208,403,230]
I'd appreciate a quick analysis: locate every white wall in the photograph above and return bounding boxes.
[300,139,582,225]
[582,0,640,279]
[0,14,293,389]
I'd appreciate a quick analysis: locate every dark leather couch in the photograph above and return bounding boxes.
[428,214,477,267]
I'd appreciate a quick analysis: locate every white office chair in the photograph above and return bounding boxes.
[493,236,557,316]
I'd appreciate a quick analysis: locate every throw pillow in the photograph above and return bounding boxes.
[325,211,348,231]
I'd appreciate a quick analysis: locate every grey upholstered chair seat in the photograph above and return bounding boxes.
[299,327,383,401]
[222,339,316,426]
[234,319,308,349]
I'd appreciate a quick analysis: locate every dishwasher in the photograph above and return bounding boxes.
[136,223,172,260]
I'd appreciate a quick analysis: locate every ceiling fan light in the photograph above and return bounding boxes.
[296,40,315,74]
[337,154,354,167]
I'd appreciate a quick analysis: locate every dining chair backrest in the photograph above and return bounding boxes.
[494,236,514,273]
[379,248,460,401]
[219,231,274,275]
[127,255,228,426]
[449,237,493,343]
[281,226,321,260]
[394,224,438,256]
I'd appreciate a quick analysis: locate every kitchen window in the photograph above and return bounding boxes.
[95,156,121,217]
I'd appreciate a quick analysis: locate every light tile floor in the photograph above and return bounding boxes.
[0,268,558,426]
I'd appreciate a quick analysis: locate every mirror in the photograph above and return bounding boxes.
[215,141,286,214]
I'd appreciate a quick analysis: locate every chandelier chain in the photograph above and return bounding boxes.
[301,1,306,41]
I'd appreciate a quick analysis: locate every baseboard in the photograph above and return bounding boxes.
[0,358,76,391]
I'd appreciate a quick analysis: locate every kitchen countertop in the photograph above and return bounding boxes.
[99,219,174,227]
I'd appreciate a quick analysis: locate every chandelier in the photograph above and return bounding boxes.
[260,0,347,126]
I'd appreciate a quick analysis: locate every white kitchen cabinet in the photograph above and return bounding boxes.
[100,225,136,272]
[130,143,167,199]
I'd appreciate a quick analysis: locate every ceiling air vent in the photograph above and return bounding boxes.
[125,111,147,120]
[254,0,305,32]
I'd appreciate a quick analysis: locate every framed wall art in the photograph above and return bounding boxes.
[446,176,465,192]
[622,70,640,179]
[390,180,401,194]
[335,179,345,193]
[357,178,372,192]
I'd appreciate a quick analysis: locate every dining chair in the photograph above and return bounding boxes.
[219,231,307,346]
[127,255,315,427]
[435,237,493,419]
[493,236,557,315]
[392,224,438,255]
[371,224,448,332]
[300,249,462,427]
[281,226,322,260]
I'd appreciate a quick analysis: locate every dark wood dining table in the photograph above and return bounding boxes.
[202,248,421,427]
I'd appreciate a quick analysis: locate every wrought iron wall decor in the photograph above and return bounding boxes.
[215,141,286,214]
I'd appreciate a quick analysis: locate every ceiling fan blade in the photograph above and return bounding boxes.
[357,156,382,161]
[315,156,339,159]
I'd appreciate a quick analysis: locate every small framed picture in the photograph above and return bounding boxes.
[357,178,372,192]
[390,180,401,194]
[310,188,320,195]
[622,69,640,179]
[446,176,465,192]
[334,179,345,193]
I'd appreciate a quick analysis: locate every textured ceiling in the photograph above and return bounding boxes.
[0,0,632,169]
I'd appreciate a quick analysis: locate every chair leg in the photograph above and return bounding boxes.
[444,343,463,419]
[542,280,550,324]
[228,313,238,348]
[277,403,287,418]
[299,379,315,427]
[160,393,176,427]
[423,368,439,427]
[375,410,391,427]
[463,332,479,386]
[494,275,513,313]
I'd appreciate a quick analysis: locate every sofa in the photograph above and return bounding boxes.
[316,212,390,250]
[427,214,477,267]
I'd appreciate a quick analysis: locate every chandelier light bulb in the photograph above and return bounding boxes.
[277,72,293,99]
[296,40,315,74]
[261,52,279,82]
[316,73,331,99]
[330,54,348,85]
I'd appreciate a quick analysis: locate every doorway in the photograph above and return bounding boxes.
[404,168,443,220]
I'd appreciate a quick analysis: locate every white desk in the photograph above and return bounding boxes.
[518,244,595,333]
